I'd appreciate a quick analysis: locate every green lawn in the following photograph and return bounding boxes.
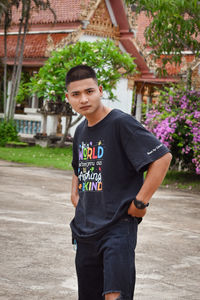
[0,145,73,170]
[0,146,199,193]
[162,170,200,193]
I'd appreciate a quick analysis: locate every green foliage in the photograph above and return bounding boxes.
[16,72,32,103]
[0,120,19,146]
[125,0,200,73]
[21,39,136,101]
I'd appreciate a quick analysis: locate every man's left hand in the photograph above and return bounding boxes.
[128,201,146,218]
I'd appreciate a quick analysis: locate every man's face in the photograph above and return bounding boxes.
[66,78,103,117]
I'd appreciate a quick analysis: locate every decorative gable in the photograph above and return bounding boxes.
[85,0,120,39]
[48,0,120,55]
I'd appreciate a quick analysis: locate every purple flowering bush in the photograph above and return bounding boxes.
[145,87,200,174]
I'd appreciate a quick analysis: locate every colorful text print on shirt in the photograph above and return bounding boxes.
[78,141,104,192]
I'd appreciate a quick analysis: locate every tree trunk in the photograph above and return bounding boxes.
[70,114,83,128]
[57,115,72,147]
[186,67,192,90]
[57,114,83,147]
[3,14,8,120]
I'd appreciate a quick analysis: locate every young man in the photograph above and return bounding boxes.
[66,65,172,300]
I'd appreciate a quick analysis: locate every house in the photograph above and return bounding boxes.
[0,0,187,139]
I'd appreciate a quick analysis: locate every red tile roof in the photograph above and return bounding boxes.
[0,33,69,58]
[11,0,90,25]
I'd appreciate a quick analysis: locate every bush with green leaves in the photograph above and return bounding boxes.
[0,120,19,146]
[145,86,200,174]
[20,39,137,102]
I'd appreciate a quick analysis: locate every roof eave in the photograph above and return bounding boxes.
[109,0,152,77]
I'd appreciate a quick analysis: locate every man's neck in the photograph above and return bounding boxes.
[87,106,112,127]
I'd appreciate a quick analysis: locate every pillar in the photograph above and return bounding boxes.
[135,93,142,122]
[5,80,12,116]
[31,94,38,109]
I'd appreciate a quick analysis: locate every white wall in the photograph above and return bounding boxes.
[102,78,132,113]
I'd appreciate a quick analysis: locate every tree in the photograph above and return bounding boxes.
[125,0,200,76]
[21,39,137,146]
[0,0,55,121]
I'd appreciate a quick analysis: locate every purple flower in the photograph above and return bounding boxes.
[145,89,200,174]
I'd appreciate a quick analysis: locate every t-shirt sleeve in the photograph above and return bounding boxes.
[119,115,170,172]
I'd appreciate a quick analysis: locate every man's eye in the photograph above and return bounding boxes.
[72,93,79,96]
[87,90,93,94]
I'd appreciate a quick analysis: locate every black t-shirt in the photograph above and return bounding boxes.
[70,109,169,240]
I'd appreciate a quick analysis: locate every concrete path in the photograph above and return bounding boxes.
[0,160,199,300]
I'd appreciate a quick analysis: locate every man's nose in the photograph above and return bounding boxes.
[80,93,88,103]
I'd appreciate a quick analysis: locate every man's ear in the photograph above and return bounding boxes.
[65,93,69,101]
[99,85,103,96]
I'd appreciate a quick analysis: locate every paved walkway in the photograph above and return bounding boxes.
[0,160,200,300]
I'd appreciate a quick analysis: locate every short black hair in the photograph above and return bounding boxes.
[66,65,98,89]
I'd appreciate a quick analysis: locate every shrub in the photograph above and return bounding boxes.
[0,120,19,147]
[145,87,200,174]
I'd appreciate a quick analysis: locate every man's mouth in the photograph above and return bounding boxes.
[80,105,91,110]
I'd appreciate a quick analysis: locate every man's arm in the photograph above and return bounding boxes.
[128,152,172,217]
[71,172,79,208]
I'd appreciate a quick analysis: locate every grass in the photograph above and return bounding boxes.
[6,141,29,147]
[0,145,73,170]
[0,146,199,193]
[162,170,200,193]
